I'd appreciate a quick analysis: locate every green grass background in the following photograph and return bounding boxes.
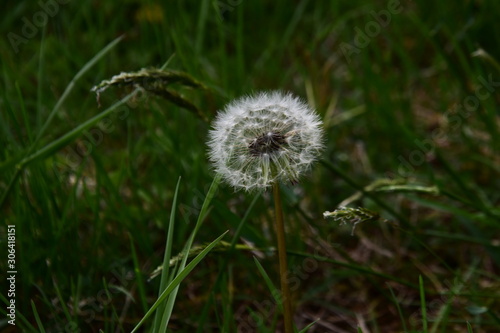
[1,0,499,332]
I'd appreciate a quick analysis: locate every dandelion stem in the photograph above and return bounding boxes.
[272,182,293,333]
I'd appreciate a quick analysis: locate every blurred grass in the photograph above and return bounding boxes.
[1,0,499,332]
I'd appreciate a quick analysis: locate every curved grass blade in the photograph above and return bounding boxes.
[298,319,318,333]
[130,230,229,333]
[0,36,124,208]
[153,176,182,331]
[387,283,408,332]
[16,92,135,168]
[33,35,124,153]
[31,300,46,333]
[0,290,42,332]
[289,250,418,289]
[129,235,148,314]
[158,174,221,331]
[195,193,260,333]
[253,257,283,313]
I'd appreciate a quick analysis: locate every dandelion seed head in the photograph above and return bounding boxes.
[207,91,324,191]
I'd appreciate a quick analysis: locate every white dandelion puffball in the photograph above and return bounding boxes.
[208,91,324,191]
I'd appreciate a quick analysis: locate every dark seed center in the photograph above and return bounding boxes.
[248,132,286,156]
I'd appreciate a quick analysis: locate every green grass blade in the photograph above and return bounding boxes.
[195,193,260,333]
[0,292,40,332]
[153,176,182,331]
[229,194,261,249]
[298,319,318,333]
[16,92,135,168]
[0,36,124,207]
[235,0,245,88]
[0,171,21,209]
[129,234,148,314]
[419,275,428,333]
[131,230,229,333]
[194,174,222,233]
[0,88,20,150]
[429,264,476,333]
[102,278,123,332]
[288,250,418,288]
[158,174,222,330]
[387,283,408,332]
[32,35,124,148]
[16,82,32,145]
[248,306,273,333]
[253,257,283,312]
[31,300,46,333]
[53,278,72,323]
[195,0,210,56]
[36,27,46,132]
